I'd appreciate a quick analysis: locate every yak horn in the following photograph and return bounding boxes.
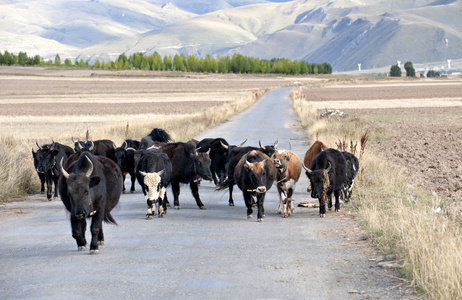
[36,141,42,150]
[259,140,266,150]
[237,139,247,147]
[325,162,331,173]
[85,156,94,178]
[60,158,70,179]
[122,141,127,149]
[302,163,312,174]
[220,141,229,150]
[206,148,211,155]
[274,139,279,150]
[89,141,95,152]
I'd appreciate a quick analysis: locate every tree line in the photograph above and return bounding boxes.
[0,50,332,75]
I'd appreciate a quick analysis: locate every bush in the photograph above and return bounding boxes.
[427,70,440,78]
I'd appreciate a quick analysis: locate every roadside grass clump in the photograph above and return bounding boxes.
[291,85,462,299]
[0,135,38,202]
[0,88,266,203]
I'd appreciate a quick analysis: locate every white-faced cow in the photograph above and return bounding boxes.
[136,148,172,219]
[196,138,247,186]
[303,148,347,217]
[271,143,302,218]
[159,142,212,210]
[218,142,275,206]
[341,151,359,203]
[232,150,276,221]
[59,152,123,254]
[114,139,140,193]
[36,142,74,200]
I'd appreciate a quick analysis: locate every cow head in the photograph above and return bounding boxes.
[60,156,101,220]
[139,170,164,201]
[193,149,213,182]
[114,145,136,174]
[303,162,331,200]
[244,159,269,194]
[271,150,291,174]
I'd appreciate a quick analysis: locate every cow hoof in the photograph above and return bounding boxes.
[199,206,206,210]
[247,215,253,219]
[257,218,262,222]
[78,246,86,251]
[283,214,288,218]
[335,209,340,212]
[320,214,326,218]
[146,214,153,220]
[47,198,52,201]
[158,213,164,218]
[130,190,135,194]
[174,206,180,210]
[166,202,171,207]
[122,190,126,194]
[90,249,99,255]
[229,202,235,207]
[98,241,104,246]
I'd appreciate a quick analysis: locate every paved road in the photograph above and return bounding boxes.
[0,88,412,299]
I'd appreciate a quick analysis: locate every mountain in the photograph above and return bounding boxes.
[1,0,461,72]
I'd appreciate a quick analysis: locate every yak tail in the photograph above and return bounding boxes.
[104,212,118,225]
[216,178,234,191]
[149,128,173,143]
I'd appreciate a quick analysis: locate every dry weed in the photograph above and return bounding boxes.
[291,81,462,299]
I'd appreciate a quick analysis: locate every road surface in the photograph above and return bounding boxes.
[0,87,413,299]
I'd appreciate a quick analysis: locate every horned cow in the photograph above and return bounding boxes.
[59,152,123,254]
[303,148,347,217]
[232,150,276,221]
[271,143,302,218]
[136,148,172,219]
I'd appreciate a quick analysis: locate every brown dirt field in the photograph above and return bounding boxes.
[302,79,462,201]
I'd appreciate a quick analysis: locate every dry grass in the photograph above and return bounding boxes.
[291,83,462,299]
[0,73,269,202]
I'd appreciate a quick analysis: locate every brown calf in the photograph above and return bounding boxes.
[271,147,302,218]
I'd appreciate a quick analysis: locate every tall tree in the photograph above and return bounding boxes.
[404,61,415,77]
[54,54,61,67]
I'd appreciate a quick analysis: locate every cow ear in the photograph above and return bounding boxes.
[51,149,59,156]
[89,176,101,187]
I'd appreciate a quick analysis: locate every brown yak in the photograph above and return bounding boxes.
[271,143,302,218]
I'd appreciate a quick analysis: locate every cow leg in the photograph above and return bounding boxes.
[163,192,170,207]
[130,172,136,193]
[171,181,181,209]
[46,174,53,201]
[89,214,104,254]
[256,193,266,222]
[122,174,127,193]
[158,186,167,217]
[53,175,59,199]
[190,181,206,209]
[334,190,341,212]
[287,188,295,215]
[244,192,253,219]
[211,165,219,186]
[328,194,333,211]
[319,202,326,218]
[146,199,154,219]
[71,217,87,250]
[98,227,104,246]
[228,183,235,206]
[39,173,46,193]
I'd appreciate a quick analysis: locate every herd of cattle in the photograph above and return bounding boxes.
[31,128,359,254]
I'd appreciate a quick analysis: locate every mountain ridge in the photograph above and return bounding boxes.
[1,0,460,72]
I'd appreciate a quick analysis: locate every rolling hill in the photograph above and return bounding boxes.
[1,0,461,72]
